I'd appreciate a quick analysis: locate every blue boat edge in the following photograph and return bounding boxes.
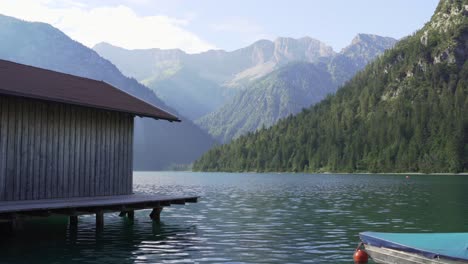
[359,231,468,263]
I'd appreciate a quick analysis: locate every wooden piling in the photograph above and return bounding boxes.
[127,210,134,220]
[69,215,78,227]
[96,211,104,230]
[118,211,127,217]
[149,207,163,221]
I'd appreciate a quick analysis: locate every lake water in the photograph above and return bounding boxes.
[1,172,467,264]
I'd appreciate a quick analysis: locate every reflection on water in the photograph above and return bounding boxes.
[1,172,467,263]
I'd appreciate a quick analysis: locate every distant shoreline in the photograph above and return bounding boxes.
[319,172,468,176]
[137,170,468,175]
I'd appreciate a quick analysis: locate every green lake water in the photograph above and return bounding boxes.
[1,172,467,263]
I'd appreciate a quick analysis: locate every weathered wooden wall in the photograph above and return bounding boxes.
[0,95,134,201]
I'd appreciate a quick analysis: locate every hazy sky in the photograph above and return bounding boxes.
[0,0,439,53]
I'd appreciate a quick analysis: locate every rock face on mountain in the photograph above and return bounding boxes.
[196,62,335,142]
[197,35,397,143]
[193,0,468,173]
[0,14,216,170]
[341,34,398,68]
[94,37,337,120]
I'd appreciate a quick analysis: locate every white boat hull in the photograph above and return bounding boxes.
[364,245,467,264]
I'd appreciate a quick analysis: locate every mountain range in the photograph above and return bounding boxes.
[196,34,397,142]
[94,37,336,120]
[193,0,468,173]
[0,14,216,170]
[95,34,396,142]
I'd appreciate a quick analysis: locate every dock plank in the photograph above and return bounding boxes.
[0,194,198,214]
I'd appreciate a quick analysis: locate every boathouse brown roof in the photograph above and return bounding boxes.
[0,59,179,122]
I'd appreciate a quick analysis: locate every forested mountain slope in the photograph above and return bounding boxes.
[193,0,468,173]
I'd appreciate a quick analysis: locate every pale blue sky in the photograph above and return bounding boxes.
[1,0,440,53]
[131,0,440,51]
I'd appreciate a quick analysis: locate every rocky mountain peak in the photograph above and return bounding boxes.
[428,0,467,34]
[339,34,397,66]
[347,34,397,49]
[272,36,335,63]
[416,0,468,66]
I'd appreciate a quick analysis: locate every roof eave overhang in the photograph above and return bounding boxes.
[0,89,181,122]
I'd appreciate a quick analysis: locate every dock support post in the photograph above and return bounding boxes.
[128,210,134,221]
[149,207,163,221]
[118,211,127,217]
[118,211,134,220]
[69,216,78,227]
[96,212,104,230]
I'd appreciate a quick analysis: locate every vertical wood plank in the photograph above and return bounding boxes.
[49,104,55,198]
[15,99,28,200]
[75,107,81,197]
[103,111,108,196]
[123,116,128,194]
[117,115,123,194]
[122,115,128,194]
[121,115,127,194]
[79,106,85,197]
[105,112,110,196]
[80,108,86,196]
[14,99,23,200]
[26,100,33,200]
[62,105,70,198]
[0,96,7,201]
[53,103,59,198]
[39,102,47,200]
[52,104,59,198]
[90,109,96,197]
[79,107,86,196]
[5,98,16,201]
[109,112,116,195]
[95,111,101,196]
[27,100,36,200]
[98,111,103,196]
[128,116,134,194]
[76,107,82,197]
[32,102,41,200]
[109,112,114,195]
[57,104,65,198]
[70,106,77,197]
[19,100,29,200]
[104,112,109,196]
[127,116,133,194]
[85,109,92,197]
[47,103,55,199]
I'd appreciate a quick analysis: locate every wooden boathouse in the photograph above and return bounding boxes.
[0,59,197,230]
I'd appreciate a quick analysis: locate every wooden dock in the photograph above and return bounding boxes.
[0,194,198,229]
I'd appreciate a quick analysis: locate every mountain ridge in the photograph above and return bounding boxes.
[95,34,396,124]
[196,34,397,142]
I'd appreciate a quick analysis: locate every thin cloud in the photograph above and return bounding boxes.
[211,17,264,34]
[0,0,216,53]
